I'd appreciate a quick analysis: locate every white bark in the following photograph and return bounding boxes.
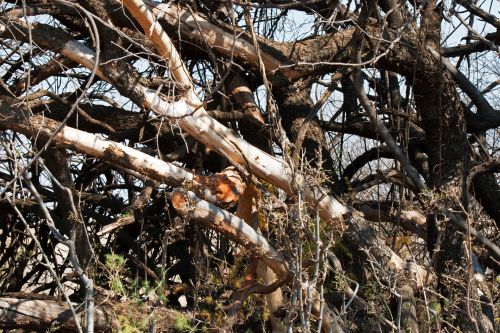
[122,0,200,103]
[51,119,194,186]
[119,1,347,223]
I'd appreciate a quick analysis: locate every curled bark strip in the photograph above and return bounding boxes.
[234,184,284,333]
[193,167,246,208]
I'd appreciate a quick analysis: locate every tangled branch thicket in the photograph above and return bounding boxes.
[0,0,498,332]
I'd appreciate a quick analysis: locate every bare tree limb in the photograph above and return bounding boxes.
[352,69,427,191]
[455,0,500,29]
[427,47,500,131]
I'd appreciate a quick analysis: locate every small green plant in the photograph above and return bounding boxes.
[173,314,192,332]
[105,253,127,296]
[117,314,148,333]
[105,253,126,271]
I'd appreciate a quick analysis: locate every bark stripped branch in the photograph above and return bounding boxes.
[171,189,345,333]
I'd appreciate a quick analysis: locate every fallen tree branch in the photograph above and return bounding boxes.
[171,188,288,277]
[0,297,112,332]
[144,0,301,79]
[0,19,349,224]
[97,179,158,236]
[0,102,244,208]
[108,3,352,222]
[122,0,200,104]
[357,204,427,241]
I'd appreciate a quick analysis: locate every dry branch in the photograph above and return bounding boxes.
[1,2,499,332]
[358,204,427,240]
[344,213,430,288]
[427,47,500,130]
[171,188,288,277]
[122,0,200,103]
